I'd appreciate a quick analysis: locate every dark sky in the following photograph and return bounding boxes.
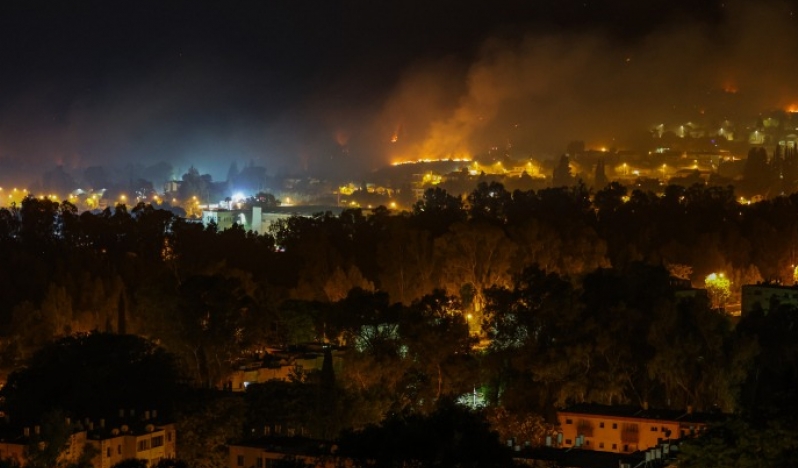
[0,0,793,182]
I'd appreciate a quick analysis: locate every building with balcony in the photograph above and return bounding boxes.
[86,411,176,468]
[557,404,712,454]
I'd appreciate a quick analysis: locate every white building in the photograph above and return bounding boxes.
[202,206,264,233]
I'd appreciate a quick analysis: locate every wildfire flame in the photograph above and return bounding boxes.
[391,157,472,166]
[390,124,402,143]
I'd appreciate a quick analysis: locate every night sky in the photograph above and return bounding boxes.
[0,1,795,181]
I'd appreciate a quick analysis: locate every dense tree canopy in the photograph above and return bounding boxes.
[337,401,513,468]
[0,180,797,463]
[0,332,182,424]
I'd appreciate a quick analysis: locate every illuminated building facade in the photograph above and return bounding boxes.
[227,347,343,391]
[557,404,708,454]
[202,206,263,233]
[87,415,177,468]
[0,425,87,467]
[0,412,176,468]
[741,283,798,316]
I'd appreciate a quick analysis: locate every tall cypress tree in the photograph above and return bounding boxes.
[594,159,609,189]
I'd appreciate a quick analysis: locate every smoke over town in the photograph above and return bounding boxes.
[1,1,797,182]
[379,1,798,163]
[3,3,798,466]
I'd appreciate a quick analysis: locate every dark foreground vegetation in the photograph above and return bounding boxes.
[0,181,797,466]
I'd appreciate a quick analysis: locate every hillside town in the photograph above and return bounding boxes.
[0,157,797,466]
[5,1,798,467]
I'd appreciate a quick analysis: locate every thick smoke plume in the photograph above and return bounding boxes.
[2,1,798,183]
[378,1,798,164]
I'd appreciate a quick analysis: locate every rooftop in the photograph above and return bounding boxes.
[742,282,798,291]
[558,403,725,424]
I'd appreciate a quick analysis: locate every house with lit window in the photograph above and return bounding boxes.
[556,404,713,454]
[0,410,176,468]
[227,346,343,392]
[0,422,88,467]
[86,410,176,468]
